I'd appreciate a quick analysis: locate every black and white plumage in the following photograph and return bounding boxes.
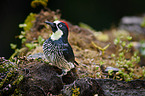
[43,20,78,76]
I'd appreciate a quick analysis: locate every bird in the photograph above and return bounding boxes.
[43,20,78,76]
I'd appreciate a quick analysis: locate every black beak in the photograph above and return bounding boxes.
[45,21,57,32]
[45,21,55,27]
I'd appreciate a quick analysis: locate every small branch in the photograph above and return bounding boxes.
[91,41,110,56]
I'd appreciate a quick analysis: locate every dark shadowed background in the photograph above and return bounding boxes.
[0,0,145,59]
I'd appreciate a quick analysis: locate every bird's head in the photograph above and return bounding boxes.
[45,20,69,41]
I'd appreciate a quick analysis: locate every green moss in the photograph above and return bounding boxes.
[18,12,36,32]
[0,57,24,95]
[23,13,36,31]
[31,0,48,8]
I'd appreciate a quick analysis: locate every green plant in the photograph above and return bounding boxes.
[72,86,80,96]
[38,35,45,45]
[25,36,44,51]
[108,69,113,76]
[18,31,26,44]
[79,22,95,31]
[22,13,37,32]
[9,43,27,60]
[140,41,145,57]
[19,13,36,44]
[10,12,45,58]
[92,41,110,56]
[9,43,19,60]
[111,36,142,81]
[140,17,145,27]
[25,43,37,51]
[10,43,17,50]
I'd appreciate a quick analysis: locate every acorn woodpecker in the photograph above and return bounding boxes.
[43,20,78,76]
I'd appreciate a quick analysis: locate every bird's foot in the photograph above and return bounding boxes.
[56,74,63,77]
[56,71,67,77]
[56,72,67,84]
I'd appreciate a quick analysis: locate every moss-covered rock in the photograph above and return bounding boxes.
[0,57,23,96]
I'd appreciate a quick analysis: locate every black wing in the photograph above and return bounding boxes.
[63,43,75,63]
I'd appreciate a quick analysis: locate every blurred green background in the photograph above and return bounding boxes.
[0,0,145,59]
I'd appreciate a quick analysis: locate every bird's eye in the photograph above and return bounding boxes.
[59,24,63,27]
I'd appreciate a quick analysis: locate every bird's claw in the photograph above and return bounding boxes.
[56,74,63,77]
[56,71,67,77]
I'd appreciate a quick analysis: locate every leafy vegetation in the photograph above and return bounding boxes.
[4,0,145,95]
[72,86,80,96]
[140,41,145,57]
[111,36,142,81]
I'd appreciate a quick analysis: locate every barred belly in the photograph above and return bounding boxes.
[43,40,74,71]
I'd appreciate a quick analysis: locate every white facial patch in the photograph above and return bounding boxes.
[51,21,63,41]
[53,21,61,25]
